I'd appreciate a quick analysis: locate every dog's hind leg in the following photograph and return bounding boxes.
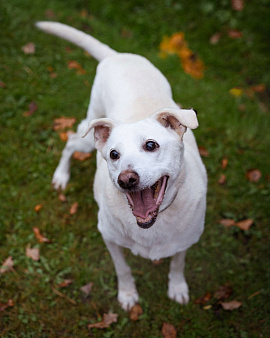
[167,250,189,304]
[52,118,95,190]
[104,240,139,311]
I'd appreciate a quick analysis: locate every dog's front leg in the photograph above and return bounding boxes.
[52,119,94,190]
[104,240,139,311]
[168,250,189,304]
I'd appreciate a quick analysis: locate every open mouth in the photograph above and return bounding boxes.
[125,176,168,229]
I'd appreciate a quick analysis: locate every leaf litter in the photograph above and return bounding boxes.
[88,312,118,330]
[0,256,14,274]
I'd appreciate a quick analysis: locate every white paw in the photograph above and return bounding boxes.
[168,281,189,304]
[118,288,139,311]
[52,168,70,190]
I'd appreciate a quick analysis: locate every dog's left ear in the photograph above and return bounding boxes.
[82,118,115,152]
[152,108,199,140]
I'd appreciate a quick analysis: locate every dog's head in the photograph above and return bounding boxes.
[83,108,198,229]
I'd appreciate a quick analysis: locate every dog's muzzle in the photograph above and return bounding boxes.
[124,175,169,229]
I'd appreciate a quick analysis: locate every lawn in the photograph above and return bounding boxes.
[1,0,270,336]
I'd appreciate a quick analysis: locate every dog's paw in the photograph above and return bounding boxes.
[52,168,70,190]
[118,288,139,311]
[168,281,189,304]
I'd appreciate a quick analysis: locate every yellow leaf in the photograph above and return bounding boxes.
[229,88,243,97]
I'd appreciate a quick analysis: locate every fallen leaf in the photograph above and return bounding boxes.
[23,101,38,117]
[88,313,118,329]
[45,9,56,19]
[129,304,143,321]
[0,299,14,312]
[80,282,93,296]
[218,174,226,185]
[194,292,211,305]
[0,81,6,88]
[33,227,50,243]
[214,284,233,300]
[22,42,35,54]
[53,117,76,131]
[26,245,40,261]
[152,259,163,265]
[70,202,79,215]
[203,305,212,310]
[161,322,177,338]
[57,279,73,288]
[228,30,243,39]
[34,204,43,213]
[73,152,92,161]
[0,256,14,274]
[229,87,243,97]
[210,32,221,45]
[219,219,236,227]
[198,146,209,157]
[246,169,261,182]
[220,300,242,310]
[159,32,204,78]
[58,194,67,202]
[59,130,75,142]
[67,60,87,75]
[250,84,265,93]
[221,158,228,169]
[231,0,244,11]
[235,219,253,231]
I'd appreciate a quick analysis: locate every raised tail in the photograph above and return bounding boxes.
[36,21,117,62]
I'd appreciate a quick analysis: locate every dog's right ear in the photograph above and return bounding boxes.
[82,118,115,152]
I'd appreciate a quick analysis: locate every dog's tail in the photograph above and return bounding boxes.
[35,21,117,62]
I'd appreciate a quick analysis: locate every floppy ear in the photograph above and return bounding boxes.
[82,118,115,152]
[152,107,198,140]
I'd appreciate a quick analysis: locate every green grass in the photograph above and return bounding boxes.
[1,0,270,336]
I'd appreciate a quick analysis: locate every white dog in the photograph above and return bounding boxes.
[36,22,207,311]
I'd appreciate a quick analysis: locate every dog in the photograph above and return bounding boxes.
[36,21,207,311]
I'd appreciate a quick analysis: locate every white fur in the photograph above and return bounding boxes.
[37,22,207,311]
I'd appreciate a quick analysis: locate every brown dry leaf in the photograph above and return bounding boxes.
[73,152,92,161]
[161,322,177,338]
[228,30,243,39]
[53,117,76,131]
[23,101,38,117]
[152,259,163,265]
[231,0,244,11]
[58,194,67,202]
[198,146,209,157]
[129,304,143,321]
[45,9,56,19]
[235,219,253,231]
[250,84,265,93]
[246,169,261,182]
[26,245,40,261]
[70,202,79,215]
[0,256,14,274]
[57,279,73,288]
[59,130,75,142]
[88,313,118,329]
[220,300,242,310]
[219,219,236,227]
[33,227,50,243]
[214,284,233,300]
[159,32,204,78]
[22,42,35,54]
[221,158,228,169]
[0,299,14,312]
[210,32,221,45]
[80,282,93,295]
[67,60,87,75]
[218,174,226,185]
[34,204,43,213]
[0,81,6,88]
[194,292,211,305]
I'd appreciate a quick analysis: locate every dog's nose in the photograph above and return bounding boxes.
[118,170,139,190]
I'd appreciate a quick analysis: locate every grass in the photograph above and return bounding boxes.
[1,0,270,336]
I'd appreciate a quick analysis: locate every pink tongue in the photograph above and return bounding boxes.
[130,188,157,219]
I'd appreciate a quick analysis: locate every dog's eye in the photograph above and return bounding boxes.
[110,149,120,160]
[144,140,159,152]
